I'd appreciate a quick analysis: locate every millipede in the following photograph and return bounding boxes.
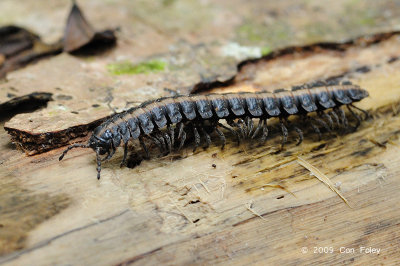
[59,80,369,179]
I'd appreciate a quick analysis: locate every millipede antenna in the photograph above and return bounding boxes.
[59,143,89,161]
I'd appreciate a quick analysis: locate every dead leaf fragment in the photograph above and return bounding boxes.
[63,2,116,53]
[0,26,62,79]
[0,2,117,79]
[0,26,38,57]
[63,2,95,52]
[0,92,52,112]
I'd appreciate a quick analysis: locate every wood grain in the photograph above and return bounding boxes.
[1,0,400,265]
[1,58,400,264]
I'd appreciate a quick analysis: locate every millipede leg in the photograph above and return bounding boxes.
[260,119,269,143]
[320,111,334,129]
[311,116,331,133]
[279,119,288,148]
[310,121,322,140]
[328,111,340,128]
[120,142,128,167]
[350,104,369,119]
[237,118,247,138]
[246,117,254,137]
[305,115,322,140]
[164,132,172,154]
[156,133,167,153]
[103,145,116,161]
[139,137,150,158]
[200,126,211,149]
[151,135,164,153]
[228,119,245,139]
[177,122,183,140]
[312,123,322,140]
[293,126,304,145]
[193,126,201,152]
[285,118,304,145]
[178,129,187,150]
[102,151,110,161]
[251,119,263,139]
[168,124,175,148]
[215,126,226,149]
[221,121,240,144]
[336,107,348,129]
[347,105,361,129]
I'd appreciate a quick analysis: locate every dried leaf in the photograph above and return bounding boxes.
[0,26,62,79]
[0,92,52,112]
[63,2,116,54]
[63,2,95,52]
[0,26,37,57]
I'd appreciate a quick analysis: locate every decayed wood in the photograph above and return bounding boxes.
[1,0,400,265]
[1,49,400,265]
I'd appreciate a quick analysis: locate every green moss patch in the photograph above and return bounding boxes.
[261,46,272,56]
[107,60,167,75]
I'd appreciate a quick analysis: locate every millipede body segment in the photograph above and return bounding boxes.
[59,81,369,179]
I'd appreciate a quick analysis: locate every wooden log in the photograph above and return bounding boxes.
[1,0,400,265]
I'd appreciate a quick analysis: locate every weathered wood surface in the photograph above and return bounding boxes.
[1,0,400,265]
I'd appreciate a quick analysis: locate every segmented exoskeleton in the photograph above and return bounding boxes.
[59,81,369,179]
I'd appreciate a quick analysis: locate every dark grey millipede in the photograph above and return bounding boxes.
[59,80,369,179]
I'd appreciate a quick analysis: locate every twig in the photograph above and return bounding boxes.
[296,156,351,207]
[245,200,267,222]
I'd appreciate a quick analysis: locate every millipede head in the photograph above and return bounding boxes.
[59,131,115,180]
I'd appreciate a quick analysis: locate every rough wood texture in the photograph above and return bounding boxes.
[1,0,400,265]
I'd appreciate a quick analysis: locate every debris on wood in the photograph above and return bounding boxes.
[245,200,267,222]
[4,116,107,155]
[0,1,116,79]
[296,156,350,207]
[0,26,62,79]
[63,1,116,54]
[0,92,52,112]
